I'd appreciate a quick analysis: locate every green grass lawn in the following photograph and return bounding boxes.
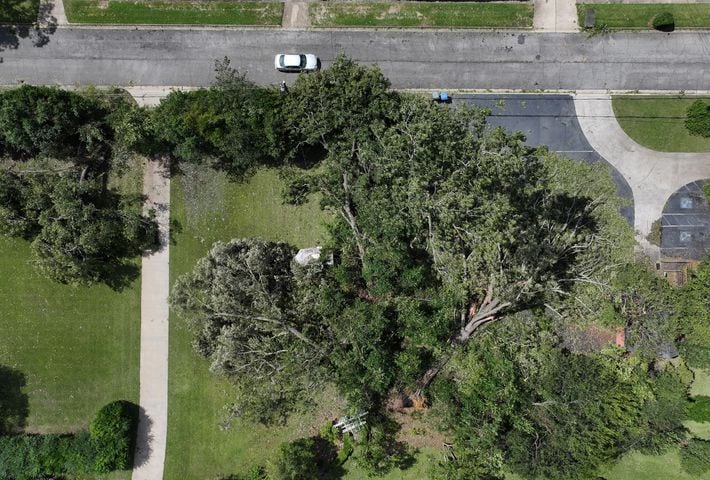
[0,156,143,480]
[65,0,283,25]
[612,96,710,152]
[310,2,533,28]
[0,0,39,23]
[165,166,442,478]
[578,3,710,29]
[165,167,329,479]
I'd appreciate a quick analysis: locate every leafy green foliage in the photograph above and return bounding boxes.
[0,167,157,287]
[688,396,710,423]
[170,238,330,423]
[0,432,95,480]
[271,438,319,480]
[0,86,110,164]
[612,262,675,360]
[680,438,710,476]
[638,366,690,452]
[680,343,710,369]
[675,260,710,347]
[0,86,159,286]
[151,58,282,179]
[647,218,662,246]
[652,11,675,30]
[89,400,138,473]
[354,419,413,477]
[685,100,710,137]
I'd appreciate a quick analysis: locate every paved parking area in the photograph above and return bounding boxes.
[661,180,710,260]
[452,93,634,225]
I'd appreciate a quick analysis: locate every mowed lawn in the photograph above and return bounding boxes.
[0,155,142,437]
[612,96,710,152]
[578,3,710,29]
[310,2,533,28]
[0,238,140,434]
[65,0,283,25]
[165,166,442,478]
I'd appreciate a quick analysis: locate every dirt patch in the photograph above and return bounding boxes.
[376,3,400,19]
[180,162,227,230]
[391,410,449,450]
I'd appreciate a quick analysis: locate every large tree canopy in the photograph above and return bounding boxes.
[170,57,696,478]
[150,59,283,179]
[0,165,157,287]
[0,86,159,287]
[171,238,330,423]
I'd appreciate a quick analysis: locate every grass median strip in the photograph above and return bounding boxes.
[578,3,710,29]
[612,95,710,152]
[310,1,533,28]
[65,0,283,25]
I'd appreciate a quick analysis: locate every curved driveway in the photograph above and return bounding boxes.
[574,94,710,255]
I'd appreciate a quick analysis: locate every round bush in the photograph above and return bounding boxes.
[652,12,675,31]
[685,100,710,138]
[89,400,138,473]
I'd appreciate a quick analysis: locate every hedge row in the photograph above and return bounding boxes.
[0,401,137,480]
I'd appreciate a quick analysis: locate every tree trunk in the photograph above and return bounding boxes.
[416,297,511,393]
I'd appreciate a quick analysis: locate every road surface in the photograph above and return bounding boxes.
[1,28,710,90]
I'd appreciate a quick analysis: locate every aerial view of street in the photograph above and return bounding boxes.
[0,0,709,478]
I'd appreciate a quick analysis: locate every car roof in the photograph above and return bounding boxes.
[283,54,302,66]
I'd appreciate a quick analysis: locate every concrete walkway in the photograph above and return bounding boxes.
[573,94,710,255]
[38,0,67,27]
[132,159,170,480]
[129,89,173,480]
[534,0,578,31]
[282,1,310,29]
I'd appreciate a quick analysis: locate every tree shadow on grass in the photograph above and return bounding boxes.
[0,365,29,434]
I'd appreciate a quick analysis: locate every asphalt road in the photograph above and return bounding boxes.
[2,28,710,89]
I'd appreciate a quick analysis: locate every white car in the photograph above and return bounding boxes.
[274,53,319,73]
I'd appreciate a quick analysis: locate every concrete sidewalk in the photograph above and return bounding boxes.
[132,158,171,480]
[534,0,579,31]
[573,94,710,256]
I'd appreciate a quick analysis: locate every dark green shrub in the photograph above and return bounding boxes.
[337,433,354,465]
[680,344,710,369]
[704,183,710,205]
[272,438,319,480]
[0,432,94,480]
[647,219,662,247]
[90,400,138,473]
[680,439,710,476]
[651,12,675,31]
[688,396,710,423]
[686,100,710,138]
